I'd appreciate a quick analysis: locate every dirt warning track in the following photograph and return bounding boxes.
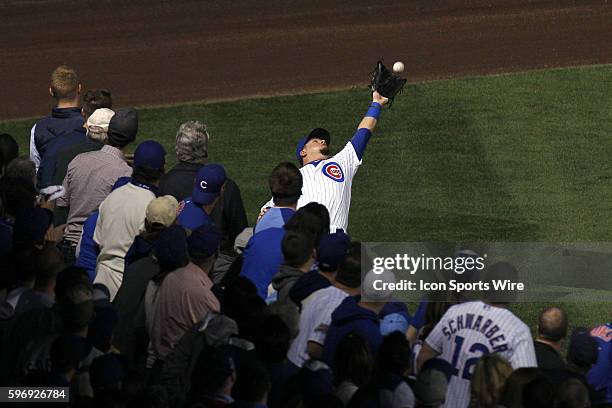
[1,0,611,120]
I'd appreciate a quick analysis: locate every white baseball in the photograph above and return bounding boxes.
[393,61,405,73]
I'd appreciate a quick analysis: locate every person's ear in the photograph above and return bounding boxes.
[77,83,82,95]
[300,149,307,158]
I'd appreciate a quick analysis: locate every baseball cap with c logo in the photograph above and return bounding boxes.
[192,164,227,206]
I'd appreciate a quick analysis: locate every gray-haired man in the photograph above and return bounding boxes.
[159,121,248,281]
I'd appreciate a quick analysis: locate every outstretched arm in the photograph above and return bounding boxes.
[350,91,389,160]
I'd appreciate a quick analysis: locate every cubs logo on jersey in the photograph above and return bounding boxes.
[322,162,344,182]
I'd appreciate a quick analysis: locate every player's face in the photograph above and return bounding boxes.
[304,138,329,157]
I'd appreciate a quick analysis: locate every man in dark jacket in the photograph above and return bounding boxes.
[159,121,248,262]
[534,306,567,370]
[29,66,83,170]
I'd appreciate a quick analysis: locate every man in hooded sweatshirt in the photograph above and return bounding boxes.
[269,230,316,303]
[321,268,395,367]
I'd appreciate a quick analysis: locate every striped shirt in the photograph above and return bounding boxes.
[287,285,348,367]
[425,301,537,408]
[57,145,132,243]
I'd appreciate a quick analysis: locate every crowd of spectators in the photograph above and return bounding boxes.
[0,65,610,408]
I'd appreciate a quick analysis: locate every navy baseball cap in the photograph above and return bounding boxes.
[187,224,222,259]
[153,224,189,265]
[296,128,330,165]
[133,140,166,170]
[192,164,226,206]
[567,327,599,367]
[316,231,351,272]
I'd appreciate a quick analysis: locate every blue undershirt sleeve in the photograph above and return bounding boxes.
[350,128,372,160]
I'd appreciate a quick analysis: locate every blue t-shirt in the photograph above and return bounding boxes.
[75,211,100,282]
[177,197,214,231]
[240,227,286,299]
[254,207,295,234]
[588,323,612,403]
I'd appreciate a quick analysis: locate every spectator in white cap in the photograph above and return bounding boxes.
[124,195,179,268]
[52,92,113,187]
[57,107,136,264]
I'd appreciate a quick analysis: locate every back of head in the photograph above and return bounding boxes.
[333,331,373,387]
[232,358,271,404]
[54,266,91,303]
[316,231,351,273]
[81,89,112,118]
[0,176,36,219]
[187,224,222,267]
[132,140,167,184]
[4,156,36,184]
[0,133,18,175]
[89,353,126,392]
[498,367,541,408]
[152,224,189,273]
[556,378,590,408]
[538,306,568,343]
[34,246,65,288]
[376,331,411,375]
[284,202,330,242]
[50,65,79,101]
[107,107,138,148]
[567,327,599,368]
[190,346,235,395]
[335,241,362,288]
[269,162,303,206]
[470,354,513,408]
[282,230,316,268]
[521,374,554,408]
[414,358,452,407]
[175,120,209,164]
[254,314,292,364]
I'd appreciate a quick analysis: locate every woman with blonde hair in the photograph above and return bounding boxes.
[470,354,513,408]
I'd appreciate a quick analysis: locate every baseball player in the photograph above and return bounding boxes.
[261,91,388,232]
[417,262,537,408]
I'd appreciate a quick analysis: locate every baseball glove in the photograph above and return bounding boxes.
[369,60,406,107]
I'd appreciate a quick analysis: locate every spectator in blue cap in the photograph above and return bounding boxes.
[289,231,351,307]
[150,224,222,362]
[177,163,226,231]
[159,122,248,285]
[94,140,166,300]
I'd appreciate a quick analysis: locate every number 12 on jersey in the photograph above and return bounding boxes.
[450,335,490,380]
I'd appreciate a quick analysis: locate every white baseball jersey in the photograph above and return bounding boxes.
[286,285,349,367]
[263,140,362,232]
[424,301,537,408]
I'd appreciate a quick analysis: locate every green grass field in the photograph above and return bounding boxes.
[1,65,610,332]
